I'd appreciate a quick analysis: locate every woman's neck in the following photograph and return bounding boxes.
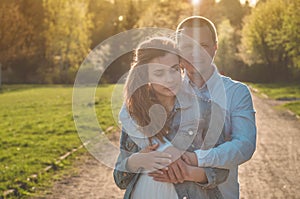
[156,95,176,113]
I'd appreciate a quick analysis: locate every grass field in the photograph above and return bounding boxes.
[0,84,120,198]
[248,83,300,116]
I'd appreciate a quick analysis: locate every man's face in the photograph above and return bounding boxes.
[179,26,217,80]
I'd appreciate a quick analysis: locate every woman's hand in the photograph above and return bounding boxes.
[126,144,172,173]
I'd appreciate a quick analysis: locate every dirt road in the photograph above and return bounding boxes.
[41,93,300,199]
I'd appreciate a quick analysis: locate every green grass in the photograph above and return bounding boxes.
[248,83,300,116]
[0,84,120,198]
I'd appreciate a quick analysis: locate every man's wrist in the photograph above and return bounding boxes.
[186,151,198,166]
[187,166,208,183]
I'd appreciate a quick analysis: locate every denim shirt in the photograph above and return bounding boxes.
[113,88,229,199]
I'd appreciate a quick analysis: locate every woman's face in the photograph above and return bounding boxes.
[148,53,181,97]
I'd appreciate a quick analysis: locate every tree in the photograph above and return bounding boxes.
[282,0,300,69]
[43,0,93,83]
[217,0,245,28]
[240,0,292,81]
[88,0,115,48]
[136,1,192,29]
[215,20,238,76]
[0,1,35,71]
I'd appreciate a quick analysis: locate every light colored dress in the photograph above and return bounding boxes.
[130,137,178,199]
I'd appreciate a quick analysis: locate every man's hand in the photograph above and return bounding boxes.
[148,156,192,183]
[182,151,198,166]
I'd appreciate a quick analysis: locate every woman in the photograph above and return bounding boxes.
[114,37,228,199]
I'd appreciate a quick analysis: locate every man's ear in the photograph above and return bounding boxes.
[214,43,218,51]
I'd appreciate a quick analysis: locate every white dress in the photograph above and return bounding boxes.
[130,138,178,199]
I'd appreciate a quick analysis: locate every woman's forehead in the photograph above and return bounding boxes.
[150,53,180,65]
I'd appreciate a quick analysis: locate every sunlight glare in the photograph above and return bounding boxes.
[192,0,200,5]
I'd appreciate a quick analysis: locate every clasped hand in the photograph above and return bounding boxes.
[148,146,197,184]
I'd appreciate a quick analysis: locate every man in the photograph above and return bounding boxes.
[150,16,257,199]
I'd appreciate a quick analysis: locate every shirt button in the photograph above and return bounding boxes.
[188,130,194,136]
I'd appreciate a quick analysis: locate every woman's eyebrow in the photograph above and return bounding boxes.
[171,63,180,68]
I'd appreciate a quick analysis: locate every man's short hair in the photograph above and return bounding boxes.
[176,16,218,44]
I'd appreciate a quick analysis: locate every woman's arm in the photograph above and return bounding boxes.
[113,129,172,189]
[113,130,140,189]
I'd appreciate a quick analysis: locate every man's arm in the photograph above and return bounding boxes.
[194,84,257,169]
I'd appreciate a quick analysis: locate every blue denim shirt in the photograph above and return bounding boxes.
[113,89,229,199]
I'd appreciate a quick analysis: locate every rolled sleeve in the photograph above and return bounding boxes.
[195,167,229,189]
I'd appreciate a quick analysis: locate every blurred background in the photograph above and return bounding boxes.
[1,0,299,198]
[0,0,299,85]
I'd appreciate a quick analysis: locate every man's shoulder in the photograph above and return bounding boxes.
[221,75,250,94]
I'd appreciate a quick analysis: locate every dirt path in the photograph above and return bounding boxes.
[39,93,299,199]
[239,93,300,199]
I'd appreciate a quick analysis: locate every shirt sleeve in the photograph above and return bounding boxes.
[113,128,141,189]
[194,84,257,169]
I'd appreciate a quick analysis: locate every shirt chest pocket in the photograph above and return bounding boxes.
[170,120,202,151]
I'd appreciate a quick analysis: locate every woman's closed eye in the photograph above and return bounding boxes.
[154,70,164,76]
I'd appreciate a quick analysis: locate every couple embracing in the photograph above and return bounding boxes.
[113,16,256,199]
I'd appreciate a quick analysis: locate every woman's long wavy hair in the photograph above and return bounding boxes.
[124,37,180,145]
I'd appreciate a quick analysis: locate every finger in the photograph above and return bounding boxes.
[155,152,172,158]
[148,170,164,175]
[148,172,167,178]
[153,163,168,170]
[181,154,192,165]
[177,160,188,178]
[171,163,184,183]
[166,165,177,183]
[152,177,174,183]
[149,143,159,150]
[155,157,172,166]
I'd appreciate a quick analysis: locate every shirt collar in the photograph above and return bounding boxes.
[185,64,221,92]
[173,85,194,111]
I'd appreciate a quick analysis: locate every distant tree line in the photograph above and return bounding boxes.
[0,0,299,84]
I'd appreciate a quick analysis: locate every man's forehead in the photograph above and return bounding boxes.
[179,27,212,43]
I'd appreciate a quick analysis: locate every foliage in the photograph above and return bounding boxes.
[240,0,299,81]
[0,1,35,70]
[43,0,93,83]
[215,20,239,76]
[0,0,299,83]
[136,0,193,29]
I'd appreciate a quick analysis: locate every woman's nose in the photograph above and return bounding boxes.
[166,72,174,83]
